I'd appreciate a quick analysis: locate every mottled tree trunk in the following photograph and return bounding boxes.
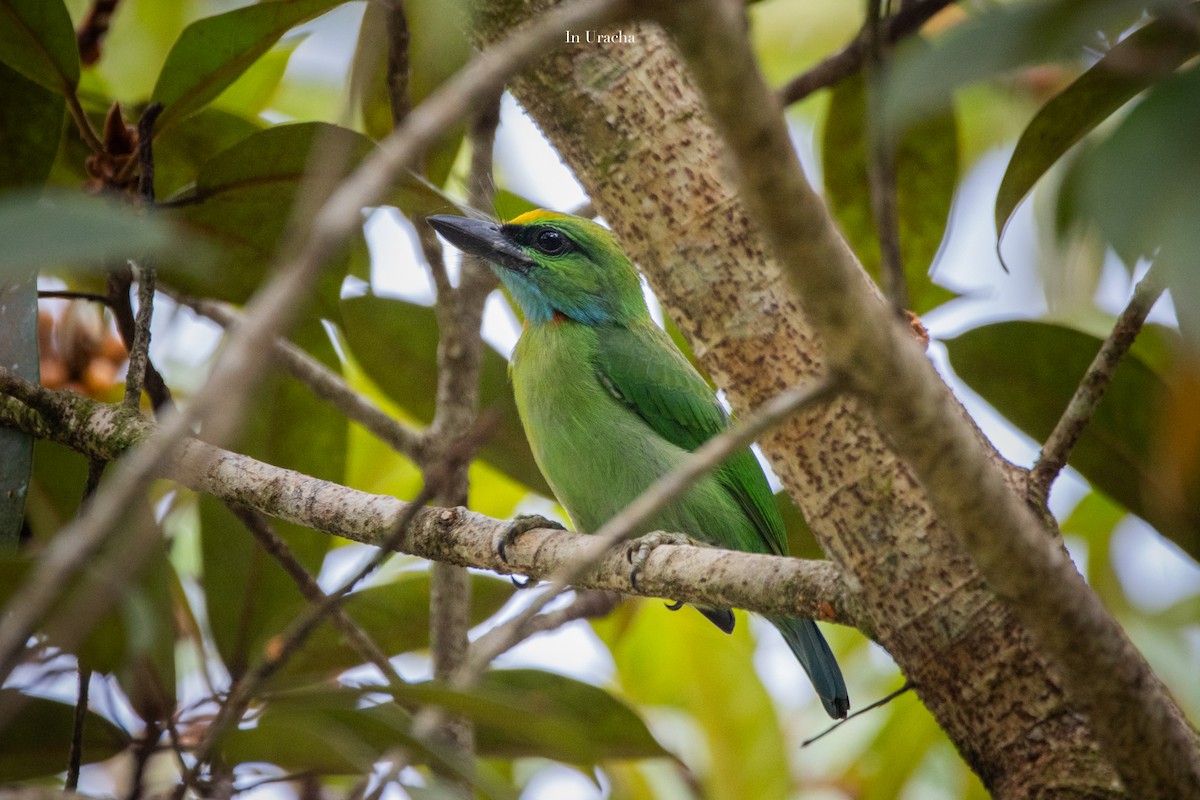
[468,4,1126,796]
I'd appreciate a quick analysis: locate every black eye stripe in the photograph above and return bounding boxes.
[502,224,577,256]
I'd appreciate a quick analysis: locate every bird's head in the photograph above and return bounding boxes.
[428,210,647,326]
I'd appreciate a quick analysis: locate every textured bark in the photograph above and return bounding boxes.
[467,3,1130,796]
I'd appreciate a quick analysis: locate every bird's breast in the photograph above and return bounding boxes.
[511,325,674,532]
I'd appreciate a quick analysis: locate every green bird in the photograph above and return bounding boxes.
[428,210,849,718]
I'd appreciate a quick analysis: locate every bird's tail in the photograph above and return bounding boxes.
[769,616,849,719]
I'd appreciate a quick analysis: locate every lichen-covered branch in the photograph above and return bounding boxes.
[0,378,862,631]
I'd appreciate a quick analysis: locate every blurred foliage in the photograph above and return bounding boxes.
[0,0,1198,798]
[823,71,959,313]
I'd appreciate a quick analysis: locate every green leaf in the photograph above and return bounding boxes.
[110,508,178,724]
[200,319,344,679]
[212,36,303,119]
[0,505,179,709]
[151,0,353,133]
[221,688,517,797]
[0,0,79,94]
[1063,63,1200,349]
[491,189,539,223]
[823,72,958,313]
[945,320,1200,561]
[152,107,262,199]
[470,669,669,763]
[163,122,368,310]
[1061,490,1127,601]
[348,0,469,184]
[24,440,87,542]
[164,122,441,311]
[0,190,196,279]
[996,6,1200,240]
[366,669,667,764]
[0,690,129,781]
[594,601,792,799]
[341,294,552,496]
[0,61,65,190]
[274,572,515,685]
[885,0,1157,128]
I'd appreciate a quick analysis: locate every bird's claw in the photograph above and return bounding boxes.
[496,513,565,586]
[664,600,684,611]
[510,575,534,589]
[625,531,701,592]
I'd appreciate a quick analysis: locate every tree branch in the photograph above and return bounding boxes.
[864,0,908,313]
[1028,266,1166,505]
[661,1,1200,796]
[776,0,955,105]
[0,373,862,630]
[226,504,408,689]
[418,90,503,764]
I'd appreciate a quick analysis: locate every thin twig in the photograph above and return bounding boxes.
[136,103,163,203]
[386,0,413,127]
[108,268,172,412]
[776,0,955,105]
[37,290,114,307]
[457,376,840,683]
[65,668,91,790]
[465,590,620,667]
[417,91,504,764]
[864,0,908,313]
[176,480,439,794]
[801,681,912,746]
[227,504,408,689]
[0,0,630,691]
[76,0,121,66]
[66,92,105,154]
[1028,266,1165,505]
[123,264,155,410]
[125,721,162,800]
[167,293,425,461]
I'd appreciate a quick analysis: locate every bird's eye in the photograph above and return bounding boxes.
[533,228,569,255]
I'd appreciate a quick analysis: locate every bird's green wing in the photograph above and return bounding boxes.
[593,322,788,556]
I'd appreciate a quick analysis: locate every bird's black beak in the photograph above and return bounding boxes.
[427,215,535,274]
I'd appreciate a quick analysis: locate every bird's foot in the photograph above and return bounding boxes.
[496,514,565,587]
[625,531,703,592]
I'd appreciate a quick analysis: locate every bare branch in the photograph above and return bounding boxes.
[1028,267,1166,504]
[465,590,620,667]
[386,0,413,126]
[76,0,120,66]
[178,483,439,790]
[65,669,91,790]
[0,373,861,630]
[37,290,113,306]
[776,0,955,105]
[227,504,408,689]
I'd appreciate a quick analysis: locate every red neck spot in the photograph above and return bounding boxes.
[551,310,569,324]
